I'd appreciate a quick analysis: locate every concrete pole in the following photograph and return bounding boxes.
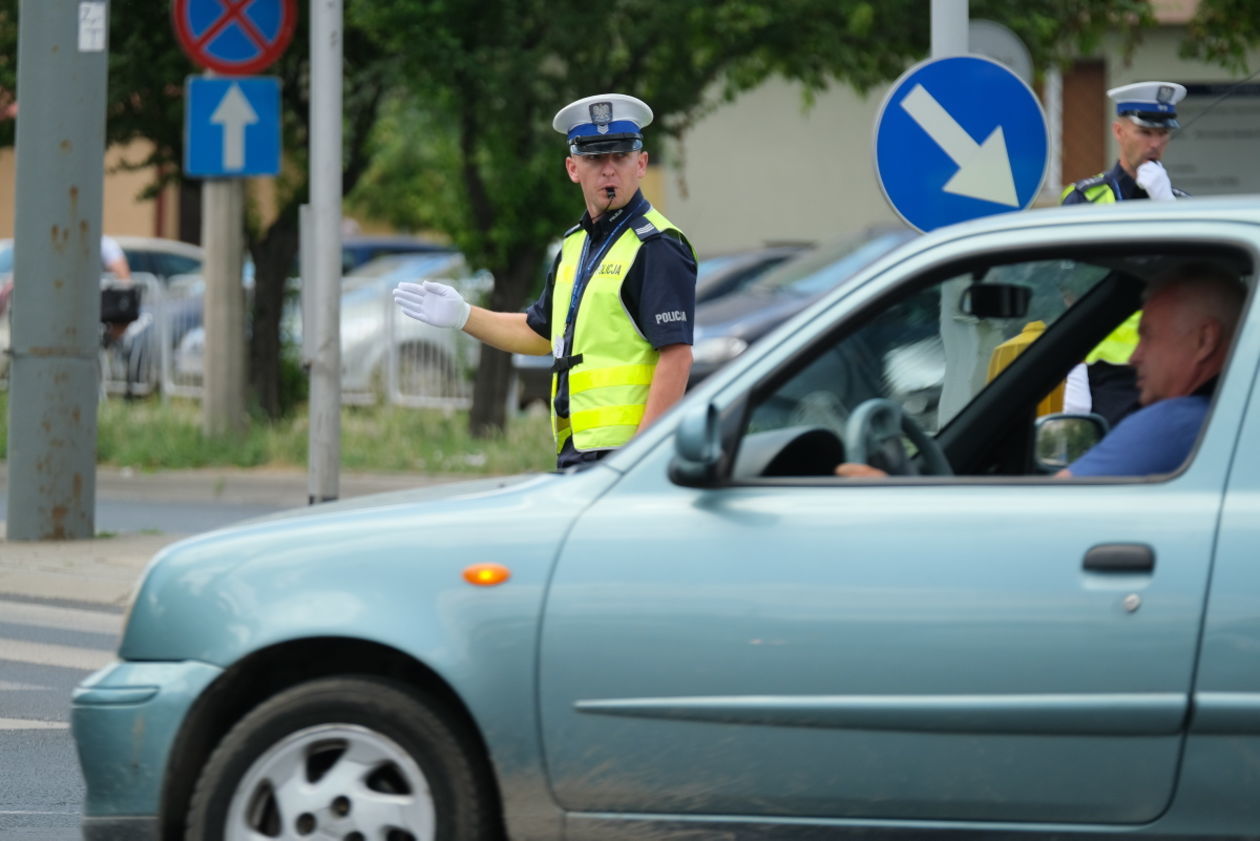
[201,178,247,436]
[307,0,343,503]
[930,0,986,424]
[5,1,110,540]
[1044,67,1064,199]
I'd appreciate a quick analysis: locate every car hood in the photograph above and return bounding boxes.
[118,468,620,663]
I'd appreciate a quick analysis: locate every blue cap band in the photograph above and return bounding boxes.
[566,120,642,142]
[1116,101,1176,115]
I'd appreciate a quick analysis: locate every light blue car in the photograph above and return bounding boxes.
[74,197,1260,841]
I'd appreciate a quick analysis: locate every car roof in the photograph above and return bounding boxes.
[111,236,205,260]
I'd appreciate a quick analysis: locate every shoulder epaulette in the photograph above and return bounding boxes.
[630,216,660,242]
[1073,173,1107,190]
[562,222,582,238]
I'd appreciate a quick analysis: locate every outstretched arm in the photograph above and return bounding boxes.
[463,308,551,356]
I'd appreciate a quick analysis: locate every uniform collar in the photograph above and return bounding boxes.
[580,190,648,239]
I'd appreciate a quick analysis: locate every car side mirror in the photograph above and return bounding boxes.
[1033,413,1110,473]
[668,403,725,487]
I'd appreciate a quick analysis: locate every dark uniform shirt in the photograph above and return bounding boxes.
[1061,160,1188,205]
[525,190,696,469]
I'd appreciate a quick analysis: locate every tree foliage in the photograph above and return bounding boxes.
[349,0,1155,434]
[1183,0,1260,72]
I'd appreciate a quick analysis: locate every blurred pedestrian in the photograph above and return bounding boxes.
[393,93,697,469]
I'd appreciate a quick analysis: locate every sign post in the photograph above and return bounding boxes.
[172,0,294,436]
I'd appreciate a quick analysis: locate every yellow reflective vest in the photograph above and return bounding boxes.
[549,207,690,454]
[1060,178,1119,205]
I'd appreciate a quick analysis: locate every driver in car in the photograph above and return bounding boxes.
[836,263,1245,480]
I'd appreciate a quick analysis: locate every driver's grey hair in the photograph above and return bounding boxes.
[1144,261,1247,342]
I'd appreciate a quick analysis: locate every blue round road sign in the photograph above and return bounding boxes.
[873,55,1048,233]
[172,0,297,76]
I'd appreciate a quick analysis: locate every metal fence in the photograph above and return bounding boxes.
[1,273,478,409]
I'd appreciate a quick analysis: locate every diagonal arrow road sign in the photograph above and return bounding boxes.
[873,55,1047,232]
[210,83,259,172]
[899,83,1018,207]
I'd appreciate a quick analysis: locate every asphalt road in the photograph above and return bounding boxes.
[1,594,122,841]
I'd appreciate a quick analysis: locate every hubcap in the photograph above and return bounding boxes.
[225,724,436,841]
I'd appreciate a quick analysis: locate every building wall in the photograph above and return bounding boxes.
[658,78,900,257]
[0,139,179,240]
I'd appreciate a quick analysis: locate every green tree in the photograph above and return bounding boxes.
[0,0,397,417]
[1183,0,1260,71]
[350,0,1154,436]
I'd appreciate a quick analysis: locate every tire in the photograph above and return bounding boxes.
[186,676,500,841]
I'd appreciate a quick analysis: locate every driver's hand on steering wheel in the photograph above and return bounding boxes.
[835,462,889,479]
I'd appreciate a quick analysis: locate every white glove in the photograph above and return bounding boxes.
[1136,160,1175,201]
[392,280,471,329]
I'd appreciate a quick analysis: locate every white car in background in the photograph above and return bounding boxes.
[176,250,492,404]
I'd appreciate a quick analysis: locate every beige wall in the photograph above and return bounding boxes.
[0,139,180,240]
[658,78,900,257]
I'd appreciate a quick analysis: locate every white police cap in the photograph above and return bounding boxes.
[1107,81,1187,128]
[552,93,653,156]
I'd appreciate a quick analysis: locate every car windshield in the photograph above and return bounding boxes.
[750,231,913,299]
[696,254,741,281]
[344,253,461,288]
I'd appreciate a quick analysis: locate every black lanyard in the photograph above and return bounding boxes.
[559,195,645,356]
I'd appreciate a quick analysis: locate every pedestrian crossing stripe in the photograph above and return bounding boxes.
[0,717,67,730]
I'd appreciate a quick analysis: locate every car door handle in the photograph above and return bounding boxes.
[1083,543,1155,573]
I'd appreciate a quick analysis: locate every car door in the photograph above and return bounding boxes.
[538,245,1250,827]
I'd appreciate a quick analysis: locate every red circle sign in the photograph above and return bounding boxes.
[171,0,297,76]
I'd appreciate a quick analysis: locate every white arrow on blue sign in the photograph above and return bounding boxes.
[184,76,281,178]
[873,55,1048,232]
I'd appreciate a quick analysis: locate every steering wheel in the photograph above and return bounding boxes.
[844,398,952,476]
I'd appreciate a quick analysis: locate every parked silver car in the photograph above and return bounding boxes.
[176,251,490,405]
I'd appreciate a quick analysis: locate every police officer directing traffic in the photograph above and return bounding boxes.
[393,93,697,470]
[1061,81,1188,204]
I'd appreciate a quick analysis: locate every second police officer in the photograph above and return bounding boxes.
[393,93,697,470]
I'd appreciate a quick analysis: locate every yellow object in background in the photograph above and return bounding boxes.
[987,321,1065,417]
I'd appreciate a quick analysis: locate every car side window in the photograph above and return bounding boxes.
[155,253,202,279]
[738,258,1112,477]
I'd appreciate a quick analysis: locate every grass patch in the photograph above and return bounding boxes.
[0,391,555,475]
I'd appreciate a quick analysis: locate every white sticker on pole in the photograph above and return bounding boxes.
[78,2,106,52]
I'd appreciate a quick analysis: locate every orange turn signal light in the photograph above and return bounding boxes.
[462,563,511,587]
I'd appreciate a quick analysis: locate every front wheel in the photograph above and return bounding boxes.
[186,676,500,841]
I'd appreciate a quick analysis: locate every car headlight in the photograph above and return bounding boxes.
[692,335,749,366]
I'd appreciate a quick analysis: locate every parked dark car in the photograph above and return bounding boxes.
[695,244,812,304]
[689,227,918,384]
